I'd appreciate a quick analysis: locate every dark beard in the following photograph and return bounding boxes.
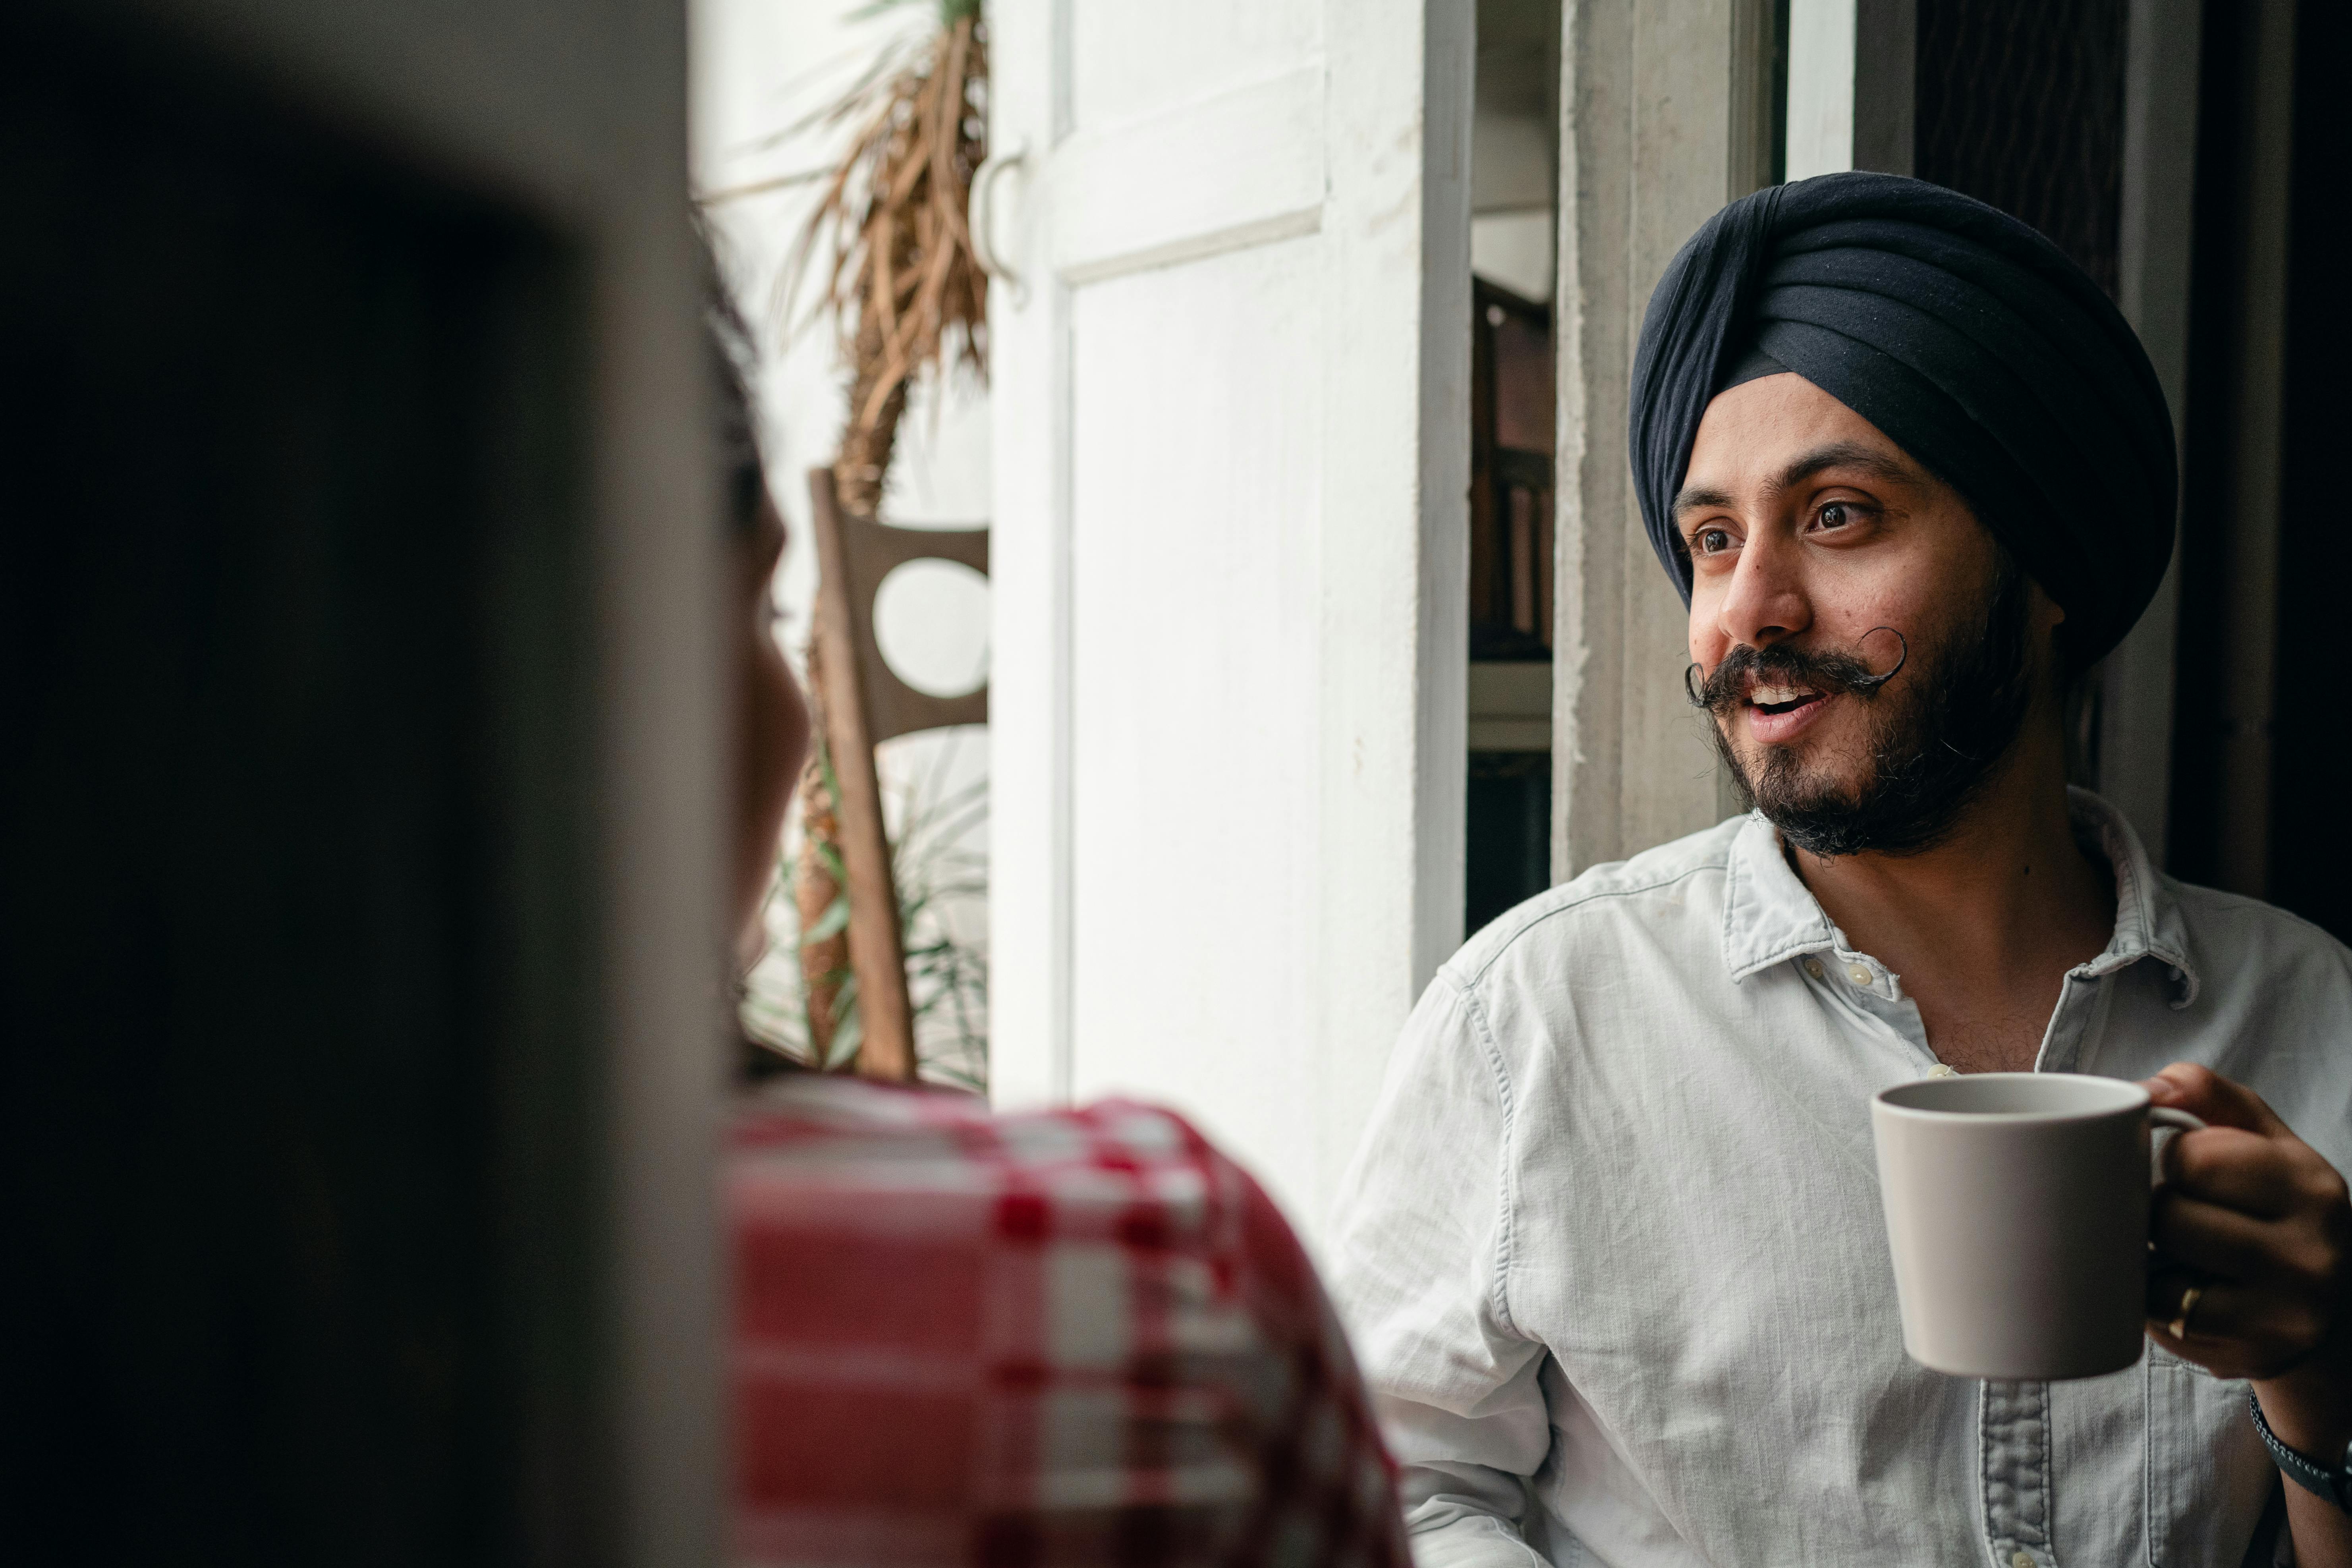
[1699,559,2036,859]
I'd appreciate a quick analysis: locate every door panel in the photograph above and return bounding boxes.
[991,0,1470,1242]
[1051,68,1326,283]
[1068,236,1326,1168]
[1070,5,1321,131]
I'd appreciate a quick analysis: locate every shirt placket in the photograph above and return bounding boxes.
[2034,967,2113,1076]
[1981,1379,2055,1568]
[1799,949,1933,1066]
[1976,966,2116,1568]
[1801,954,2120,1568]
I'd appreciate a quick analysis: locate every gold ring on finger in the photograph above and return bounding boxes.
[2167,1282,2203,1340]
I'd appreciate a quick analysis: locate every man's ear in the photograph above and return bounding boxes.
[2026,578,2066,631]
[2031,581,2095,738]
[2025,581,2069,672]
[2014,577,2079,716]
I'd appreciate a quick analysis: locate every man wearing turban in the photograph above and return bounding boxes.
[1330,174,2352,1566]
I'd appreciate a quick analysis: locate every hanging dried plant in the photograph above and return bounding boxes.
[778,0,989,519]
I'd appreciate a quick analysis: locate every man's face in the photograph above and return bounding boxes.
[733,491,811,973]
[1678,373,2060,856]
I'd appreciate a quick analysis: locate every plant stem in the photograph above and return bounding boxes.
[794,649,850,1058]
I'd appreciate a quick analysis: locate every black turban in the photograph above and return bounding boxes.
[1629,172,2176,668]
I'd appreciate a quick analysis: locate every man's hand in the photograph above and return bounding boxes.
[2142,1062,2352,1558]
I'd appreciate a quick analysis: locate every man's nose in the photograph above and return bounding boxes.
[1714,534,1811,651]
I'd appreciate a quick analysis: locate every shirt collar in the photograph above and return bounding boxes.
[1718,788,2200,1005]
[2068,786,2200,1004]
[1719,812,1838,979]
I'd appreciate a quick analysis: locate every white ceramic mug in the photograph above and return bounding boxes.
[1871,1073,2205,1380]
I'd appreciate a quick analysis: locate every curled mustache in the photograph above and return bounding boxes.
[1684,627,1908,716]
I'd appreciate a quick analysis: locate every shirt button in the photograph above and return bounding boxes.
[1846,964,1873,987]
[1805,958,1825,980]
[2012,1553,2037,1568]
[1927,1064,1958,1079]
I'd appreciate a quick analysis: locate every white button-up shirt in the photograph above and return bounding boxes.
[1329,791,2352,1568]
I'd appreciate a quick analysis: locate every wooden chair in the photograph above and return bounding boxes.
[803,468,989,1081]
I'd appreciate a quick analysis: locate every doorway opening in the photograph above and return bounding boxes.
[1464,0,1561,935]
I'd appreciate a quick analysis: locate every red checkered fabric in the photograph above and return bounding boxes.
[730,1075,1410,1568]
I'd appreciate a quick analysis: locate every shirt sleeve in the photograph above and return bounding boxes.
[1325,975,1553,1568]
[964,1101,1415,1568]
[1213,1135,1417,1568]
[731,1081,1414,1568]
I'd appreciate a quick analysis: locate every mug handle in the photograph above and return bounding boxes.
[2148,1106,2206,1188]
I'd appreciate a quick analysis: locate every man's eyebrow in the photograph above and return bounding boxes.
[1670,483,1736,521]
[1768,440,1917,494]
[1672,440,1918,526]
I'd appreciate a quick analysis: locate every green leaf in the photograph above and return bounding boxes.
[800,894,851,946]
[824,1010,864,1069]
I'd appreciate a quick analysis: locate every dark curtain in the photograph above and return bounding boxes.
[1914,0,2128,298]
[2265,0,2352,937]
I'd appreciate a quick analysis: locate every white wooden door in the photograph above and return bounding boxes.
[987,0,1471,1244]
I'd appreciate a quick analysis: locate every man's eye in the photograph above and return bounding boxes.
[1815,501,1853,530]
[1694,527,1734,556]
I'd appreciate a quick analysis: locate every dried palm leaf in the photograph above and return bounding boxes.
[777,0,989,518]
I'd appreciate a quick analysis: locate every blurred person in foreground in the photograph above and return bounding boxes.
[1330,174,2351,1567]
[704,272,1408,1568]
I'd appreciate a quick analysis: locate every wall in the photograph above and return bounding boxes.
[1554,0,1778,879]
